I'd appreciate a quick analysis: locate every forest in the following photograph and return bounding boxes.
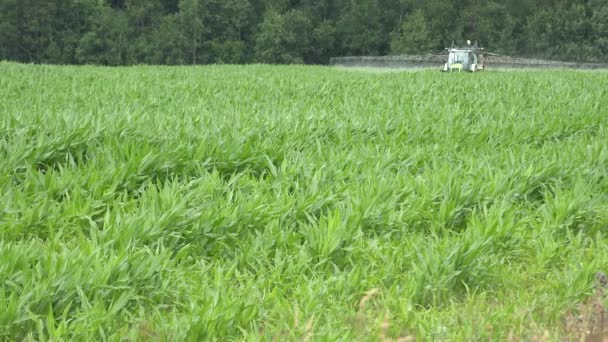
[1,0,608,66]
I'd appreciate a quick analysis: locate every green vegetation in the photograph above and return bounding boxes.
[1,0,608,65]
[1,62,608,340]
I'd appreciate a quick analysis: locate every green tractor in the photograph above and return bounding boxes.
[441,41,485,72]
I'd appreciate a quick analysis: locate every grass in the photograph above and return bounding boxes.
[1,61,608,340]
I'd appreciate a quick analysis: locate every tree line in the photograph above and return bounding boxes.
[1,0,607,66]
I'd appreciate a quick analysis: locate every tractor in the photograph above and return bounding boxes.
[441,40,485,72]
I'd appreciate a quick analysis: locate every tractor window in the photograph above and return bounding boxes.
[454,51,468,63]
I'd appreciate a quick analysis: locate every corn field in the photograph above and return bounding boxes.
[1,62,608,340]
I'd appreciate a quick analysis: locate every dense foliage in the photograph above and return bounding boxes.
[1,62,608,339]
[1,0,608,65]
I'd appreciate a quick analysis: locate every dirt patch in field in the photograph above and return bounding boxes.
[561,272,608,341]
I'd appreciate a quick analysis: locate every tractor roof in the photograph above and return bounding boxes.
[447,47,484,52]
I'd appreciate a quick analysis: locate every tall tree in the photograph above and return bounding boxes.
[76,4,128,65]
[458,1,517,53]
[0,0,606,65]
[589,0,608,62]
[203,0,252,63]
[177,0,207,64]
[336,0,385,56]
[390,9,435,54]
[125,0,164,63]
[154,14,186,64]
[254,9,301,63]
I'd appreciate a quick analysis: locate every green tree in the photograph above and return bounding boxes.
[177,0,207,64]
[203,0,252,63]
[0,0,19,60]
[254,9,301,64]
[308,20,336,64]
[336,0,385,55]
[284,10,314,62]
[125,0,164,63]
[390,9,434,54]
[590,1,608,62]
[209,39,246,63]
[459,1,517,54]
[0,0,607,65]
[154,14,187,64]
[524,1,600,62]
[49,0,97,64]
[76,5,128,65]
[415,0,460,49]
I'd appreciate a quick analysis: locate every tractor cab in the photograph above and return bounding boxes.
[441,41,485,72]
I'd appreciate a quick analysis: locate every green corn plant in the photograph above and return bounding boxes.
[0,62,608,340]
